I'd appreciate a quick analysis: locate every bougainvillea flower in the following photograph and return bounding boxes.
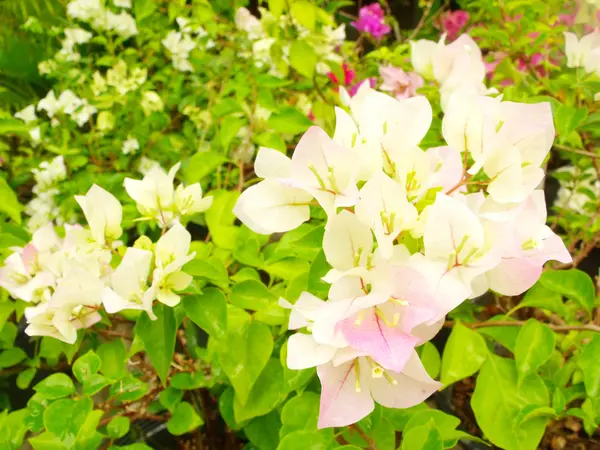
[379,65,424,100]
[438,10,470,41]
[480,191,572,295]
[351,3,391,40]
[317,351,441,428]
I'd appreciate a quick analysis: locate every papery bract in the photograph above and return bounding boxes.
[317,352,441,428]
[75,184,123,244]
[102,247,156,319]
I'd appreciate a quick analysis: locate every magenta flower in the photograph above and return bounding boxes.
[351,3,391,40]
[439,10,469,41]
[379,65,424,100]
[348,78,377,97]
[327,63,356,86]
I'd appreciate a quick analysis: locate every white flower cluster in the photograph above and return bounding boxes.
[162,17,213,72]
[234,7,345,77]
[14,105,41,144]
[234,83,571,427]
[67,0,138,38]
[38,89,97,127]
[0,163,213,344]
[565,30,600,92]
[410,34,496,109]
[57,27,93,63]
[25,156,67,232]
[124,162,213,227]
[92,60,147,96]
[555,166,600,214]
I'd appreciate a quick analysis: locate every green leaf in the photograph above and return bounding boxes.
[205,190,240,250]
[402,409,483,448]
[0,348,26,368]
[254,132,286,153]
[73,351,101,383]
[0,177,21,224]
[229,280,277,312]
[136,303,177,386]
[82,374,110,396]
[183,257,229,289]
[0,119,29,136]
[170,371,210,390]
[513,405,557,428]
[440,322,487,385]
[183,288,227,339]
[268,0,285,16]
[289,41,317,79]
[267,108,313,135]
[276,430,331,450]
[290,1,316,30]
[34,373,75,400]
[159,387,184,411]
[218,321,273,405]
[43,399,76,439]
[109,375,148,402]
[212,98,243,118]
[471,355,550,450]
[539,269,595,315]
[220,116,247,150]
[280,392,320,437]
[264,257,310,280]
[97,339,127,380]
[134,0,157,22]
[167,402,203,436]
[16,367,37,390]
[183,151,227,184]
[244,411,281,450]
[107,416,130,439]
[510,282,566,318]
[0,408,29,449]
[578,334,600,397]
[74,410,104,450]
[419,342,441,379]
[0,233,26,249]
[29,432,67,450]
[554,104,588,138]
[515,319,555,384]
[43,397,92,440]
[234,358,284,422]
[477,316,520,353]
[401,420,443,450]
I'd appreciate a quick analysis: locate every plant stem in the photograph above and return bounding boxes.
[444,320,600,333]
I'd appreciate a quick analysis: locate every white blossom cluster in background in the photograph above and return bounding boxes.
[37,0,137,78]
[67,0,137,38]
[162,17,214,72]
[564,29,600,101]
[92,60,147,96]
[410,34,496,109]
[38,89,98,127]
[57,27,93,63]
[234,7,346,77]
[0,164,212,344]
[24,156,67,232]
[234,84,571,427]
[555,166,600,214]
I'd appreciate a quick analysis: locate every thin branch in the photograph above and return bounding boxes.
[381,0,401,42]
[350,424,377,450]
[554,143,600,158]
[444,320,600,333]
[555,229,600,269]
[407,0,435,41]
